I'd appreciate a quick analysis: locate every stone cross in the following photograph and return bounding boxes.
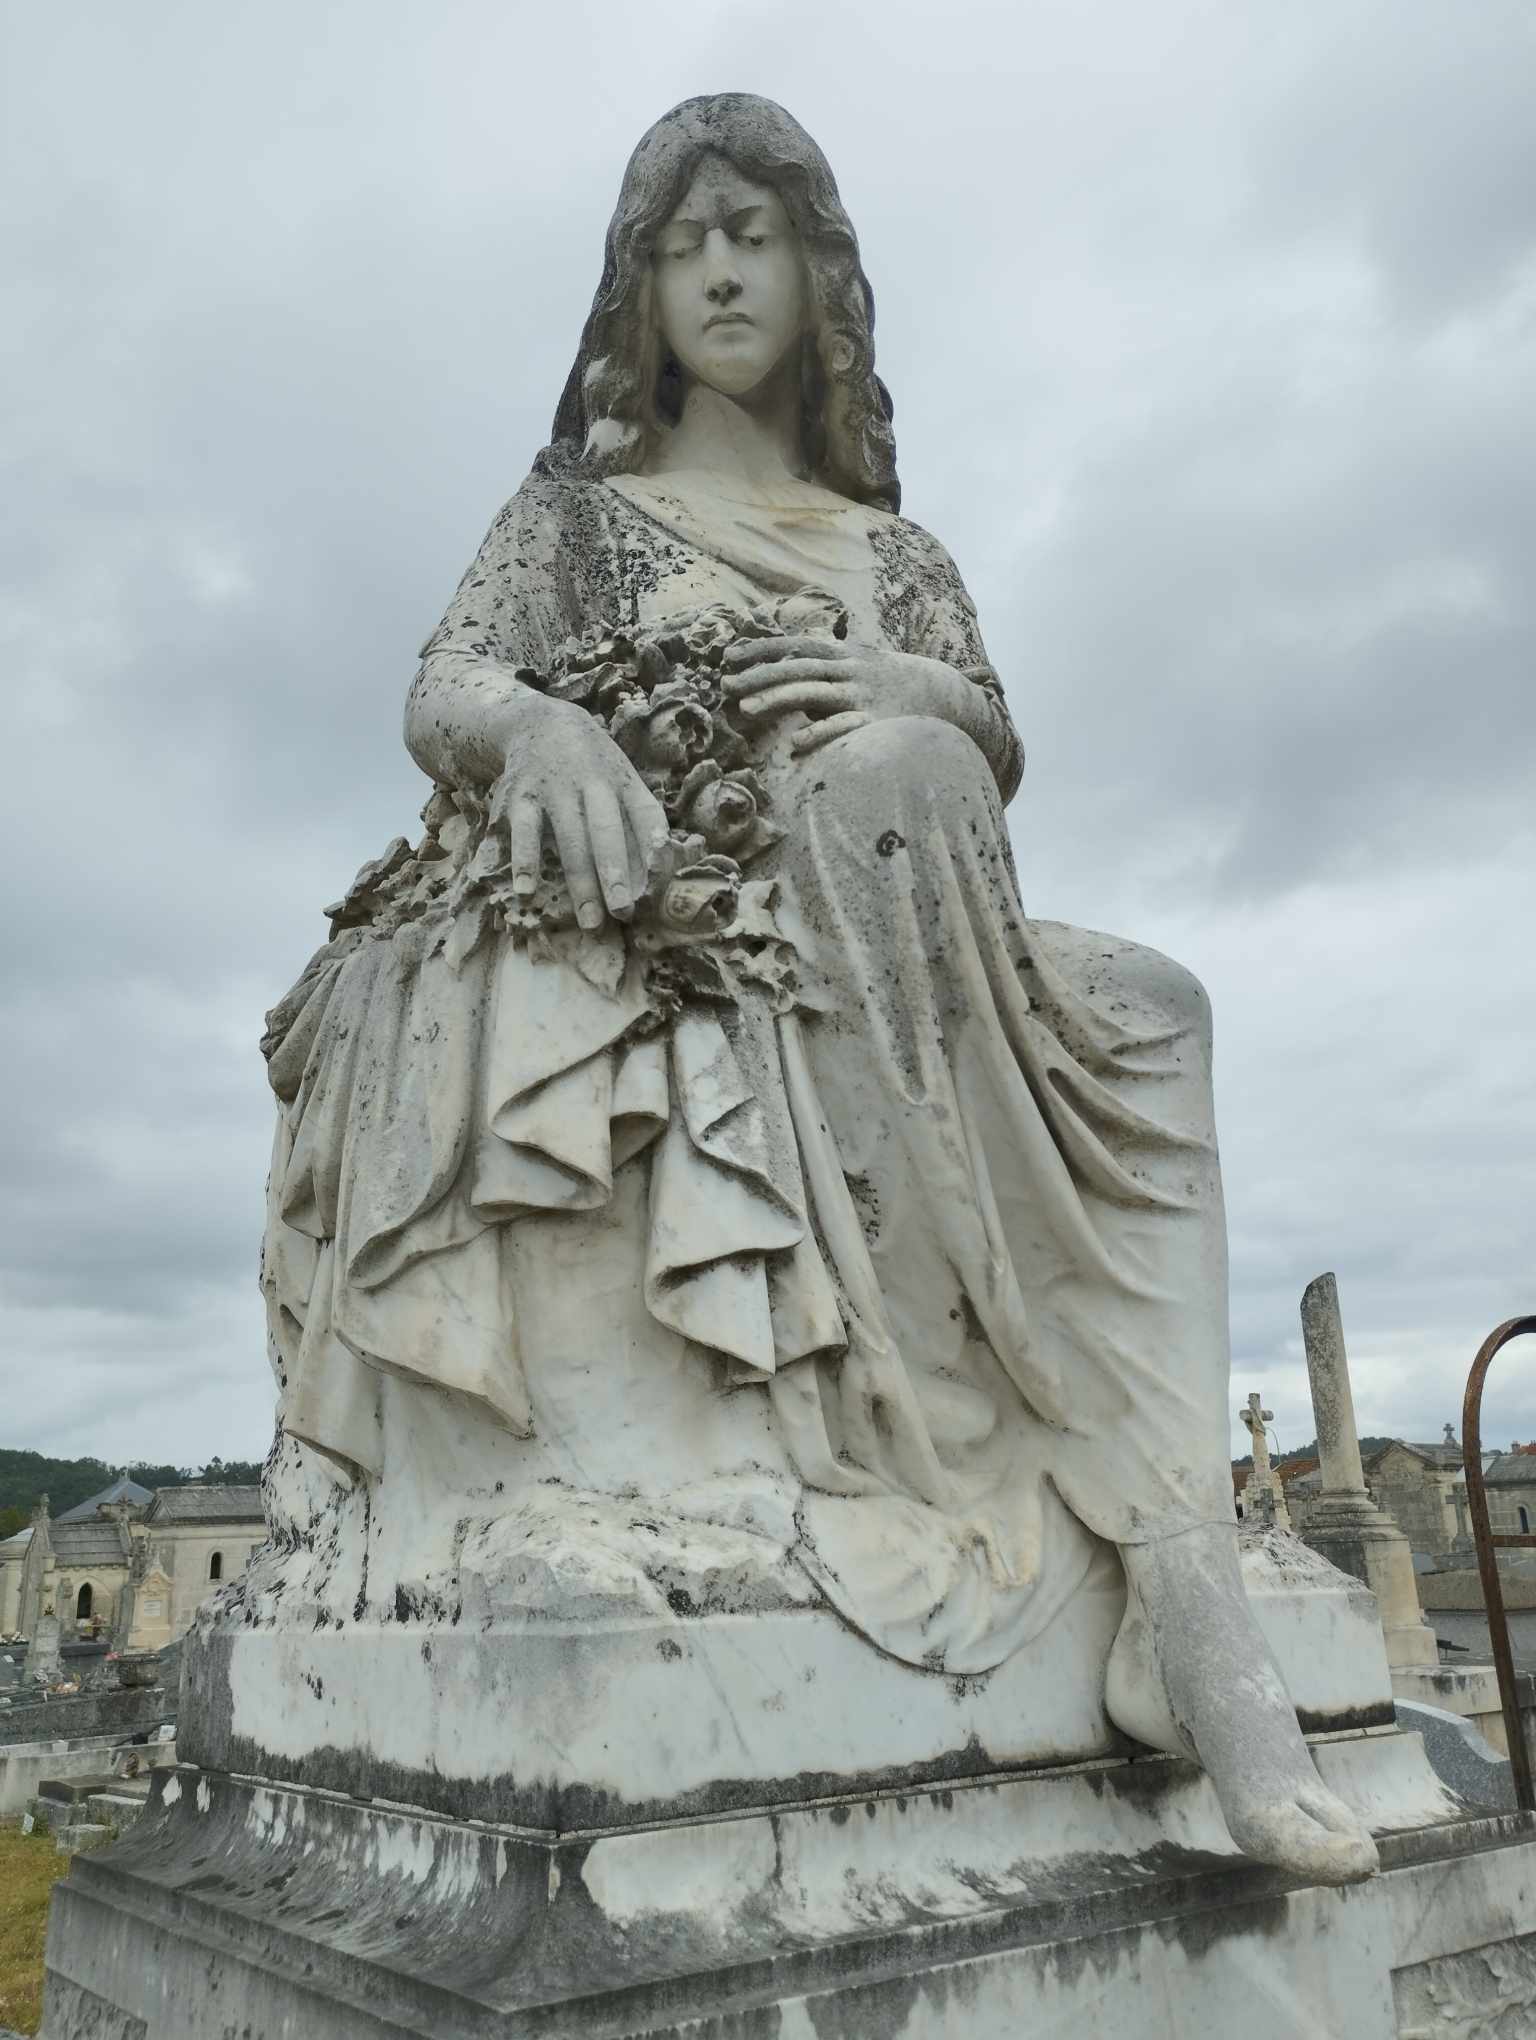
[1241,1394,1275,1477]
[1239,1392,1290,1528]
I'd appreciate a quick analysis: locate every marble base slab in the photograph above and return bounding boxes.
[178,1532,1394,1828]
[40,1732,1535,2038]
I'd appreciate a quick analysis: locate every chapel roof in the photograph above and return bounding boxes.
[1480,1453,1536,1489]
[50,1520,133,1567]
[142,1486,263,1525]
[55,1477,154,1521]
[1365,1440,1462,1471]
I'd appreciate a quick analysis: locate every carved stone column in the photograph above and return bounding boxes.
[1298,1272,1438,1671]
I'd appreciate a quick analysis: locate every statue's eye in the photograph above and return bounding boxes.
[743,233,767,248]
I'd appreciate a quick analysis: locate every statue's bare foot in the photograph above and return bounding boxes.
[1218,1777,1379,1885]
[1112,1523,1379,1887]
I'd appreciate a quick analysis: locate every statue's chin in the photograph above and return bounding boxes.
[683,348,788,402]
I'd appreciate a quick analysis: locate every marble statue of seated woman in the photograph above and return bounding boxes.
[255,92,1376,1884]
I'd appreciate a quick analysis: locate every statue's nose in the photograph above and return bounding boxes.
[703,229,743,305]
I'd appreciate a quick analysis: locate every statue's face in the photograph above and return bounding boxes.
[651,154,807,400]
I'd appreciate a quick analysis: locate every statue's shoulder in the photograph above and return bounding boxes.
[462,471,627,602]
[869,507,973,599]
[488,468,614,549]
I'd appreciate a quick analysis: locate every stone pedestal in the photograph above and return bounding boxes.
[1301,1496,1442,1672]
[40,1530,1494,2037]
[161,1530,1391,1832]
[41,1734,1536,2038]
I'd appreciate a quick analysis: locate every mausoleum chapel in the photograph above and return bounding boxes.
[26,86,1536,2040]
[0,1483,264,1651]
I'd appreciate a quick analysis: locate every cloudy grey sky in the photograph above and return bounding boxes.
[3,0,1532,1471]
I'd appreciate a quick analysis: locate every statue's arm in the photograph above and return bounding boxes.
[403,481,667,921]
[892,523,1024,804]
[403,483,573,790]
[405,648,538,790]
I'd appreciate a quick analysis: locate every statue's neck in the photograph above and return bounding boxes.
[647,364,804,489]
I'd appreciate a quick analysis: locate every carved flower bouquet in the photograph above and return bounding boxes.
[315,590,851,1017]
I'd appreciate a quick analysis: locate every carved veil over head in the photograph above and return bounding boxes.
[537,92,901,510]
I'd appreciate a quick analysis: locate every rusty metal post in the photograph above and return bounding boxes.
[1462,1314,1536,1814]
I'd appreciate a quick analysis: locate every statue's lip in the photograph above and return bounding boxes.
[704,310,753,330]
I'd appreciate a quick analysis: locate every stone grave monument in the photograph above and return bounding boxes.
[1298,1271,1440,1673]
[1240,1390,1291,1529]
[43,92,1536,2039]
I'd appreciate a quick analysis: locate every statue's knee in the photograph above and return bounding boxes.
[1127,949,1212,1049]
[1035,923,1213,1050]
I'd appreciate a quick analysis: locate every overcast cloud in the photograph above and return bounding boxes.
[3,0,1532,1471]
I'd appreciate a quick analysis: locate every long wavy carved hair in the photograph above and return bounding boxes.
[536,94,900,512]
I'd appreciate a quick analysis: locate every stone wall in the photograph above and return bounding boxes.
[1418,1569,1536,1612]
[0,1682,170,1749]
[1485,1476,1536,1539]
[162,1528,263,1634]
[1367,1446,1458,1560]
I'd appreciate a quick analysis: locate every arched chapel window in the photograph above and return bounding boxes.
[1520,1507,1530,1535]
[76,1582,93,1619]
[208,1550,223,1581]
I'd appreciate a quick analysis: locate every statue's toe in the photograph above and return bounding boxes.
[1224,1785,1380,1886]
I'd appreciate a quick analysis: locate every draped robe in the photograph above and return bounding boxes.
[260,467,1236,1674]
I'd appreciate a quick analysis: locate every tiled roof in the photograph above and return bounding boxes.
[50,1520,132,1567]
[1366,1440,1462,1471]
[142,1486,263,1525]
[1481,1454,1536,1489]
[56,1477,153,1521]
[1405,1441,1464,1467]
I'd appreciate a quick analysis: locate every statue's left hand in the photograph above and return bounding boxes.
[720,638,971,756]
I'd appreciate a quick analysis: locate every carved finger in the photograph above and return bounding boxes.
[723,655,850,699]
[720,635,848,676]
[551,799,603,930]
[506,795,545,898]
[624,779,669,893]
[736,678,859,720]
[790,712,871,755]
[623,784,671,867]
[583,781,635,919]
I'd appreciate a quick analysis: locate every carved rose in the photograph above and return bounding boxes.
[675,761,781,862]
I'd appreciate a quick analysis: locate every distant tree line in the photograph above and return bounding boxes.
[0,1450,265,1538]
[1232,1436,1396,1469]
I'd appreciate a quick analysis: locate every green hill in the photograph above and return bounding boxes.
[0,1450,265,1536]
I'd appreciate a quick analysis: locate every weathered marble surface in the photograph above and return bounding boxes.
[39,1733,1534,2039]
[173,1526,1392,1829]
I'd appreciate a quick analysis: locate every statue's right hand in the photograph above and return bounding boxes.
[488,692,670,929]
